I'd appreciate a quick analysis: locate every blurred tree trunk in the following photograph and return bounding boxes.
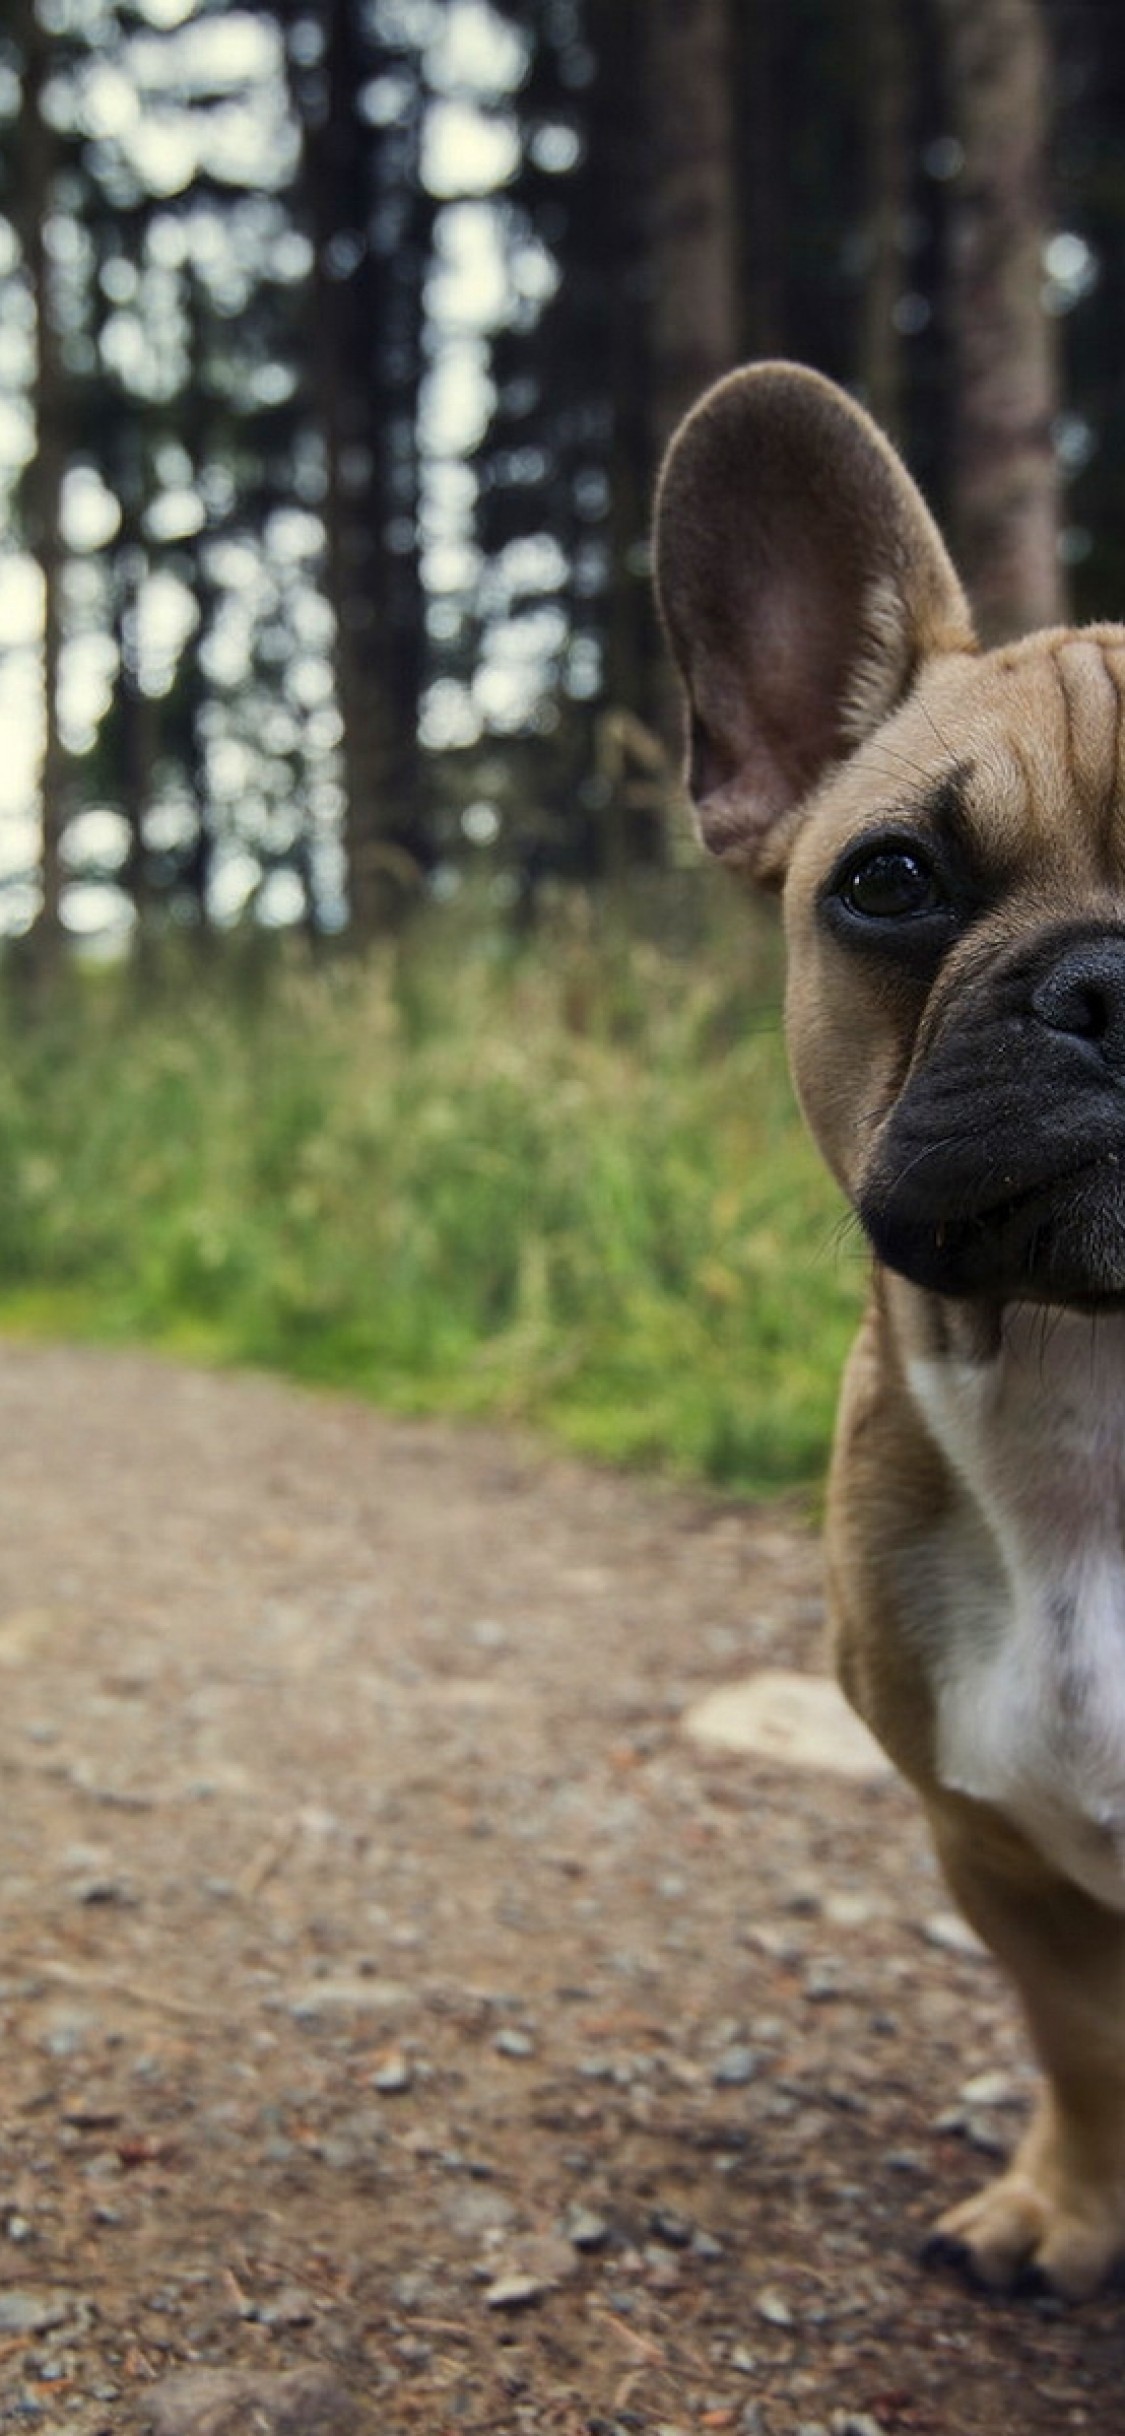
[298,0,396,942]
[292,0,428,943]
[862,0,909,440]
[114,538,161,949]
[646,0,740,780]
[737,0,784,359]
[13,0,67,980]
[375,89,434,913]
[935,0,1064,640]
[646,0,740,463]
[592,0,657,875]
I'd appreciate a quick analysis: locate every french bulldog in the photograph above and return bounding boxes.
[655,360,1125,2299]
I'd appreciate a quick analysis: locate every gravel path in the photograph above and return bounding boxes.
[0,1341,1117,2432]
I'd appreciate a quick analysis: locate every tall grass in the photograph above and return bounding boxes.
[0,898,864,1491]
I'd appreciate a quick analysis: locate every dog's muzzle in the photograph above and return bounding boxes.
[858,929,1125,1306]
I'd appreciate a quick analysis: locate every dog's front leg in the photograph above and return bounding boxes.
[929,1802,1125,2298]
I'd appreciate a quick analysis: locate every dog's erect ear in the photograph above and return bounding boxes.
[654,363,976,883]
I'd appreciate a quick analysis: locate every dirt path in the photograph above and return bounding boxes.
[0,1341,1116,2434]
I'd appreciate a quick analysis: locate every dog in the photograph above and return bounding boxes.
[655,360,1125,2300]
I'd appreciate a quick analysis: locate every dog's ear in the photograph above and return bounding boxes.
[654,363,976,884]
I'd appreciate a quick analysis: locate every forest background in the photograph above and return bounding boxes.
[0,0,1111,1488]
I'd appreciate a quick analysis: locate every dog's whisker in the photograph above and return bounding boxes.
[861,742,945,790]
[825,1206,866,1260]
[862,734,939,776]
[916,693,958,763]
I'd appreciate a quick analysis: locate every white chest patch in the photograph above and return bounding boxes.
[908,1310,1125,1911]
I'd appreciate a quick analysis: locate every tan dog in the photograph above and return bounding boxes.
[656,361,1125,2300]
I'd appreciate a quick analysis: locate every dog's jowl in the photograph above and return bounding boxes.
[656,360,1125,2300]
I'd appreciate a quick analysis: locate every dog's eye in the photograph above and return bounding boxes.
[839,847,943,921]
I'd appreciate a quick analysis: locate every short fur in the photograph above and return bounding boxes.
[656,361,1125,2298]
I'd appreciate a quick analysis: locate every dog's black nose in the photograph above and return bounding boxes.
[1031,937,1125,1068]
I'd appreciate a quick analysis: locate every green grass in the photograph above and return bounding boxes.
[0,902,864,1492]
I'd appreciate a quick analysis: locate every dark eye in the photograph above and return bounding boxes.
[839,846,943,921]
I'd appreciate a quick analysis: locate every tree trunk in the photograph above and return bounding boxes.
[935,0,1064,640]
[592,0,657,855]
[862,0,909,441]
[646,0,740,464]
[736,0,784,359]
[291,0,428,944]
[645,0,740,776]
[14,0,68,980]
[299,2,393,941]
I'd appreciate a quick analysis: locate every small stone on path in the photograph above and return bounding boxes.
[713,2043,757,2087]
[493,2026,535,2058]
[922,1911,985,1958]
[756,2285,795,2327]
[146,2365,361,2435]
[290,1977,415,2023]
[0,2290,78,2334]
[682,1671,892,1781]
[484,2271,547,2310]
[372,2050,413,2093]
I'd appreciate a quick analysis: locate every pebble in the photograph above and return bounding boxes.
[755,2286,795,2327]
[0,2293,76,2336]
[147,2365,361,2434]
[682,1671,891,1778]
[441,2183,516,2240]
[61,2091,124,2130]
[822,1892,881,1928]
[959,2068,1020,2107]
[934,2105,1007,2156]
[803,1964,843,2002]
[372,2052,413,2094]
[713,2044,757,2087]
[39,2009,96,2059]
[484,2272,546,2310]
[493,2027,535,2059]
[258,2287,317,2329]
[289,1977,415,2023]
[922,1911,985,1958]
[72,1875,136,1906]
[565,2207,610,2250]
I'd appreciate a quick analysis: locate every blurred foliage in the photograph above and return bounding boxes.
[0,901,862,1490]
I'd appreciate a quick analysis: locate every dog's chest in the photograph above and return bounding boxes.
[908,1313,1125,1910]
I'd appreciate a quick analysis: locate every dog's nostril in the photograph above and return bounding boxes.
[1030,943,1125,1054]
[1041,980,1110,1040]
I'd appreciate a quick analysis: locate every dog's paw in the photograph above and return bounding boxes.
[929,2169,1122,2301]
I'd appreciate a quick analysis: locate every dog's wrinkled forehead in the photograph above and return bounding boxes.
[897,626,1125,881]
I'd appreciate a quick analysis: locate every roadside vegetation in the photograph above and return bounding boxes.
[0,900,862,1494]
